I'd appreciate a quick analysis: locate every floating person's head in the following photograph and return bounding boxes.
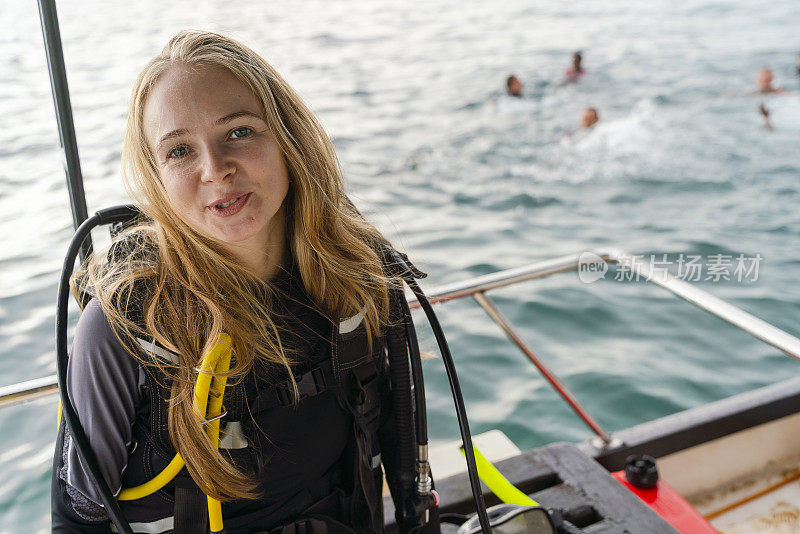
[564,51,585,82]
[757,68,775,92]
[572,52,583,72]
[506,75,523,97]
[582,108,599,128]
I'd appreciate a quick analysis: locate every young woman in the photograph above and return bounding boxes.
[51,31,436,534]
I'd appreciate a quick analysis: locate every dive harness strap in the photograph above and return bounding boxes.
[174,471,208,534]
[251,359,333,413]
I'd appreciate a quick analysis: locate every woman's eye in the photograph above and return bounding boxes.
[169,146,188,159]
[230,127,251,139]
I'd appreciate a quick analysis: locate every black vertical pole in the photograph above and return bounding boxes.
[37,0,93,261]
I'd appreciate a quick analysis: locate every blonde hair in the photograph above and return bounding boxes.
[76,30,392,501]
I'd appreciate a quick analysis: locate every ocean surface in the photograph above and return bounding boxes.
[1,0,799,531]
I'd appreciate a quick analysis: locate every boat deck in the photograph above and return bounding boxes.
[422,424,800,534]
[690,459,800,533]
[391,435,679,533]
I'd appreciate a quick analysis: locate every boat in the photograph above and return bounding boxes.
[377,250,800,533]
[3,1,800,532]
[6,248,800,532]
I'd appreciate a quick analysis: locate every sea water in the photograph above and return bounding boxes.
[1,0,799,531]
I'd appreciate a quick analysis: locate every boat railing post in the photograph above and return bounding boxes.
[0,376,58,408]
[472,291,617,448]
[37,0,92,261]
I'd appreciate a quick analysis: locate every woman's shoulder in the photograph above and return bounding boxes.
[70,299,147,411]
[76,298,118,339]
[74,299,141,367]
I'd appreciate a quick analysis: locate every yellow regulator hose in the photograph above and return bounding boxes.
[118,333,233,533]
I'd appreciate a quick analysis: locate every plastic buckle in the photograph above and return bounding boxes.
[275,385,293,406]
[350,374,367,406]
[296,369,320,399]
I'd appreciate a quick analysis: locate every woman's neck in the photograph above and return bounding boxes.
[224,208,288,280]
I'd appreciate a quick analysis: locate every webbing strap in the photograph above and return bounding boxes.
[272,516,361,534]
[251,360,334,414]
[173,472,208,534]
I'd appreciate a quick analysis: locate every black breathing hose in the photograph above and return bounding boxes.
[385,289,418,522]
[390,252,492,534]
[56,206,139,534]
[399,294,428,445]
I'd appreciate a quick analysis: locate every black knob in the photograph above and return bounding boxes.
[625,454,659,488]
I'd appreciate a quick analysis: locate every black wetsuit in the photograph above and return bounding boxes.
[52,268,358,532]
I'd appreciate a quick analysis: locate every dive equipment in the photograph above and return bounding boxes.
[56,210,492,534]
[390,253,492,534]
[56,207,235,533]
[56,206,140,534]
[457,504,555,534]
[118,332,232,534]
[193,333,233,533]
[461,446,538,507]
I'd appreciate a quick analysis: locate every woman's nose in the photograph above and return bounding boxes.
[200,147,235,183]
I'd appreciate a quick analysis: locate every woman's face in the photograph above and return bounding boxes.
[143,63,290,253]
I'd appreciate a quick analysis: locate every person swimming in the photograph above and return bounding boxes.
[582,107,599,128]
[564,52,586,83]
[506,74,523,97]
[755,68,788,94]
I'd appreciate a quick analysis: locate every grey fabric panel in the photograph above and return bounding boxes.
[61,424,108,521]
[63,298,146,506]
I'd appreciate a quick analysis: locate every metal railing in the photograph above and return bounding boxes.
[408,248,800,447]
[4,249,800,449]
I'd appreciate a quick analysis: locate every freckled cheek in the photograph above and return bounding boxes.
[161,172,201,212]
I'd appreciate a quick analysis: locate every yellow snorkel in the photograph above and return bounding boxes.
[118,333,233,533]
[461,445,539,507]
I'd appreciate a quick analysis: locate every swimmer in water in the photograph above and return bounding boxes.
[755,68,788,94]
[759,102,773,131]
[564,51,586,83]
[582,107,599,128]
[506,75,523,97]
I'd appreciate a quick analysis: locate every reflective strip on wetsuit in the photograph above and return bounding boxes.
[338,311,364,334]
[111,516,173,534]
[219,421,249,449]
[136,337,179,363]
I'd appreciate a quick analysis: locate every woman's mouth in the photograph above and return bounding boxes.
[208,193,251,217]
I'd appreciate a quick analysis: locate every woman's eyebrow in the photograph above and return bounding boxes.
[155,111,264,149]
[157,128,189,149]
[215,110,264,125]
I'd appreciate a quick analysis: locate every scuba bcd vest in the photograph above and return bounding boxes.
[54,208,439,534]
[80,265,432,534]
